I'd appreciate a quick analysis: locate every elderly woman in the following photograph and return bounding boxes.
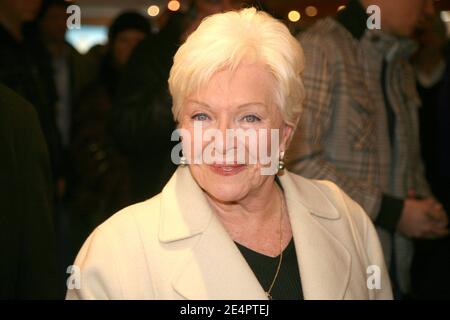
[66,8,392,300]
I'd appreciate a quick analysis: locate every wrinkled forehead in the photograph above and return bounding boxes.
[183,62,280,113]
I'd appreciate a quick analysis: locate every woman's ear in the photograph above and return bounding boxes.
[280,122,295,152]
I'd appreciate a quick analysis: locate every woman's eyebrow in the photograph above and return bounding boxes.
[237,102,268,109]
[187,100,267,109]
[187,100,212,109]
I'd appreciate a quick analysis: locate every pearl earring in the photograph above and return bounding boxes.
[179,155,187,166]
[278,151,285,172]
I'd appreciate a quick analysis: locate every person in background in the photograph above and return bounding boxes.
[0,84,62,299]
[69,11,151,258]
[413,15,449,207]
[111,0,248,203]
[85,43,108,70]
[0,0,63,189]
[411,14,450,299]
[37,0,98,281]
[286,0,448,299]
[38,0,96,192]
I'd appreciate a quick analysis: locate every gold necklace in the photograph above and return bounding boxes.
[266,186,285,300]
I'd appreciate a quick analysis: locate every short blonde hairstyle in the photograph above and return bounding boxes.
[168,7,305,126]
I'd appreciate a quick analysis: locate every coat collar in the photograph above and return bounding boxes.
[159,167,351,299]
[336,0,368,40]
[159,167,340,243]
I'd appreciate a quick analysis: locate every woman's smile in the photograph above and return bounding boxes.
[207,163,247,176]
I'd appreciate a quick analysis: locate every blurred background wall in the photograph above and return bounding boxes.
[66,0,450,53]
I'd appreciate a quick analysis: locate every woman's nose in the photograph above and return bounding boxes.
[213,118,236,155]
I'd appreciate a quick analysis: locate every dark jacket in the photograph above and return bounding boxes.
[0,23,63,181]
[71,70,133,227]
[0,84,62,299]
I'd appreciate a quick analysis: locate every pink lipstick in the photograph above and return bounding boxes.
[207,164,246,176]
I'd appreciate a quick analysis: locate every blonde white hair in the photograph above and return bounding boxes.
[168,7,305,126]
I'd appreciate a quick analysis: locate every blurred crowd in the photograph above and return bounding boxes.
[0,0,449,299]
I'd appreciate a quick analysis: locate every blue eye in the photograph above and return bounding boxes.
[242,115,261,123]
[192,113,210,121]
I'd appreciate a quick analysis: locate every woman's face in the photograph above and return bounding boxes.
[178,62,293,203]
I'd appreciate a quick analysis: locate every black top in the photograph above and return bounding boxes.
[235,238,303,300]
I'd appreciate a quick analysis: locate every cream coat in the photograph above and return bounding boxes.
[66,167,393,300]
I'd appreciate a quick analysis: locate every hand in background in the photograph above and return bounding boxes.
[398,195,449,239]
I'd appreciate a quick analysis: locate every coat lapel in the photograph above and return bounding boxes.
[160,167,351,300]
[172,216,268,300]
[279,172,352,299]
[160,167,267,300]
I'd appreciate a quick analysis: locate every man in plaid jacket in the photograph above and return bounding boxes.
[287,0,448,297]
